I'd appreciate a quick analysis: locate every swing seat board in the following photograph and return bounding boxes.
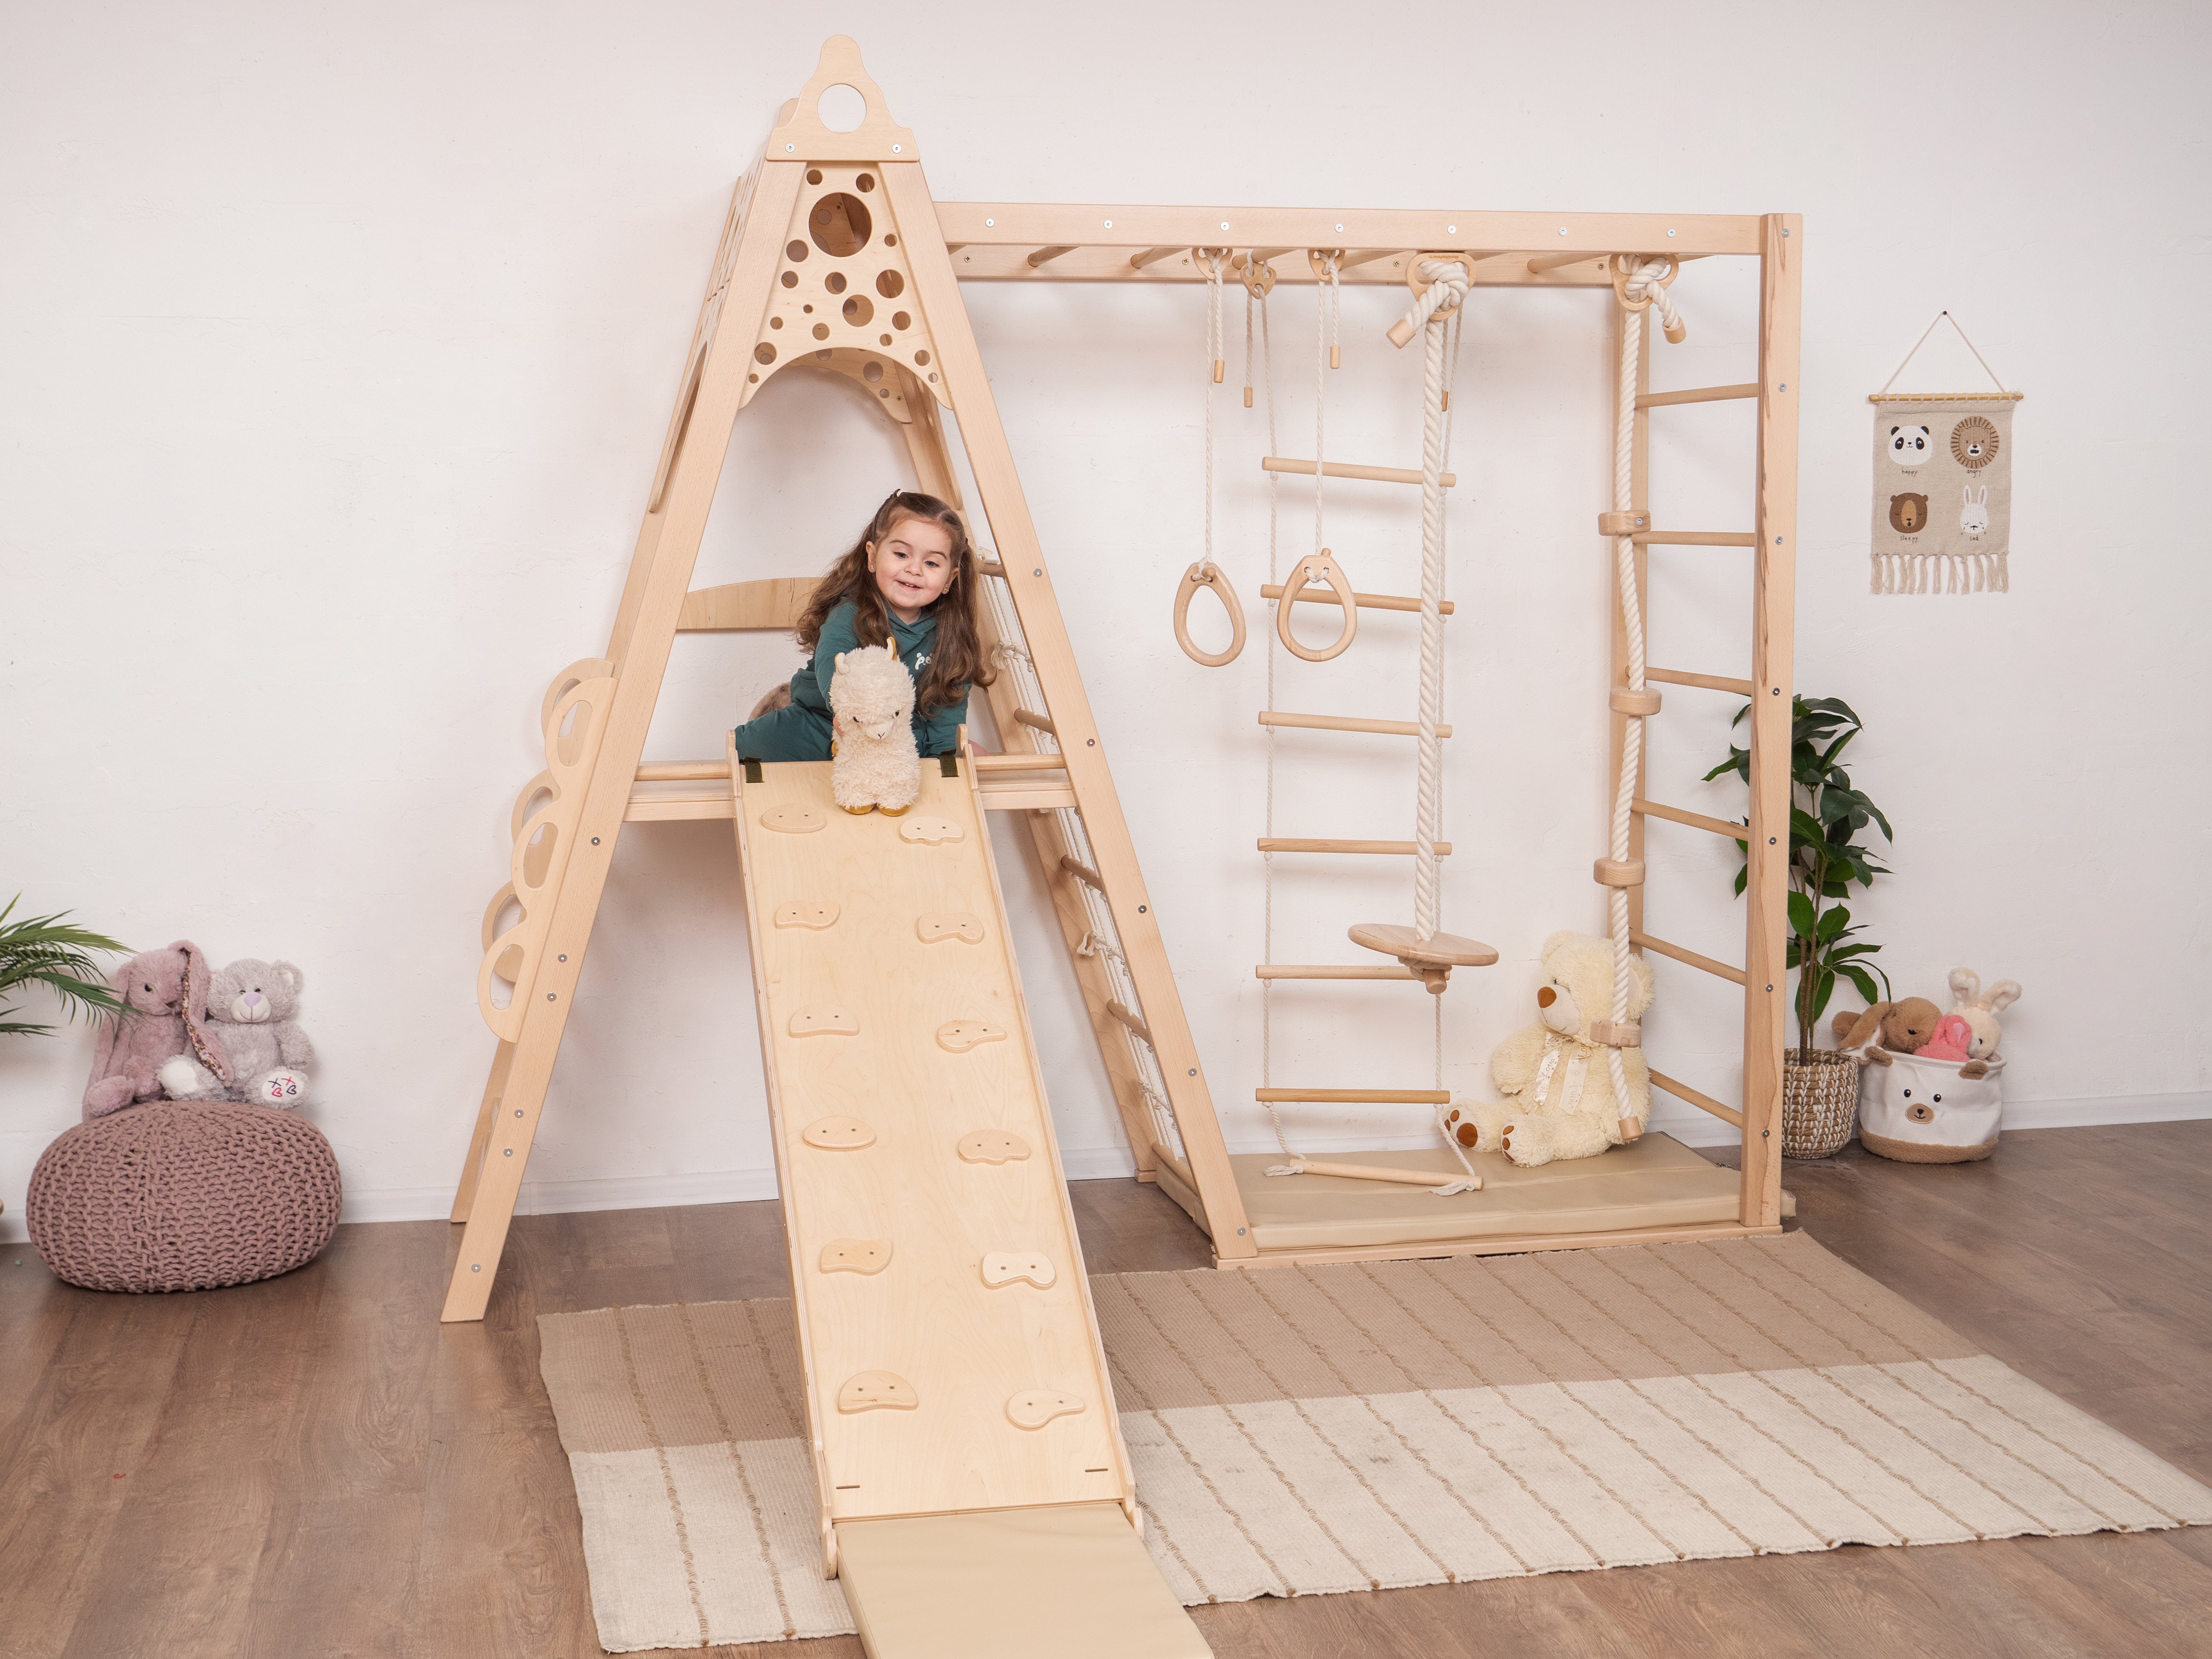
[731,758,1130,1526]
[835,1505,1211,1659]
[1192,1132,1792,1253]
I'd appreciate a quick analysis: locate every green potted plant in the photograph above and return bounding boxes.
[1705,697,1895,1157]
[0,896,128,1036]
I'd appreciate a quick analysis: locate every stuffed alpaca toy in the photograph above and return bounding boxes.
[1455,930,1655,1168]
[828,643,921,815]
[81,941,232,1119]
[1831,998,1943,1066]
[161,958,315,1106]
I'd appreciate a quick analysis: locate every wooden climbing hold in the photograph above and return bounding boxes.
[820,1238,892,1275]
[897,815,963,845]
[1610,686,1662,716]
[937,1020,1008,1053]
[981,1250,1056,1289]
[775,899,840,929]
[956,1128,1030,1164]
[917,912,985,945]
[789,1007,859,1037]
[802,1116,876,1151]
[1275,552,1358,663]
[1597,511,1650,536]
[1590,1020,1643,1048]
[838,1371,918,1414]
[1005,1390,1084,1431]
[1593,858,1647,888]
[760,805,826,834]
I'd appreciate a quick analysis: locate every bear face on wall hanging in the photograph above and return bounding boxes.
[1869,312,2021,594]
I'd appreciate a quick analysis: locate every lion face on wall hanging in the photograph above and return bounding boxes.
[1889,492,1930,534]
[1951,415,2000,469]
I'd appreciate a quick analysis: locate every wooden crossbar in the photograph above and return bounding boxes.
[1647,667,1756,696]
[1257,838,1454,855]
[1631,929,1749,986]
[969,751,1070,771]
[1262,456,1458,488]
[1259,584,1455,616]
[1633,799,1744,841]
[1636,383,1761,408]
[975,784,1077,811]
[1634,531,1760,547]
[636,760,731,781]
[1260,711,1454,738]
[1255,965,1419,981]
[1649,1069,1746,1128]
[1256,1088,1452,1104]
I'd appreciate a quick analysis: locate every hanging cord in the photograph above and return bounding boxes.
[1312,253,1339,566]
[1201,250,1226,581]
[1602,259,1676,1127]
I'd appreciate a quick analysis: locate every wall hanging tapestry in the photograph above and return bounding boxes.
[1869,311,2021,594]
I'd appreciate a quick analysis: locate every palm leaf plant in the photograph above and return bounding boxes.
[0,896,129,1036]
[1705,696,1895,1059]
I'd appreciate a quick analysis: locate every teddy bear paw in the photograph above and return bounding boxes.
[159,1056,225,1102]
[246,1069,311,1108]
[1499,1118,1559,1168]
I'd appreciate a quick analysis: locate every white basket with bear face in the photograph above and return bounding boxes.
[1857,1051,2005,1164]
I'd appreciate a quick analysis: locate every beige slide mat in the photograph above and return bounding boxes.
[835,1504,1210,1659]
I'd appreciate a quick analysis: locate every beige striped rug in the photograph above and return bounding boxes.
[537,1234,2211,1652]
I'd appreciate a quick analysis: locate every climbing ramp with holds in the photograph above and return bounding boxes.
[732,745,1208,1658]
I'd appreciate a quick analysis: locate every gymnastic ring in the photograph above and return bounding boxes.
[1275,551,1358,663]
[1608,253,1678,312]
[1173,562,1246,667]
[1403,253,1479,324]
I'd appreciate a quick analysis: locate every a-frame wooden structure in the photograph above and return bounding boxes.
[445,35,1800,1325]
[442,38,1254,1322]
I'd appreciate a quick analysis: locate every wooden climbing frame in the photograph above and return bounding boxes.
[442,36,1799,1321]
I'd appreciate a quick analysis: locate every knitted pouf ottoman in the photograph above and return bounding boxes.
[27,1102,342,1293]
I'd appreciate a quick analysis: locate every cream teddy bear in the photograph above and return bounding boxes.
[1456,930,1654,1168]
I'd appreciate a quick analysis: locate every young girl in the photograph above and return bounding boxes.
[733,489,995,763]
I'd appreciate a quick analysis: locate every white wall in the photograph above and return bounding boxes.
[5,1,2206,1240]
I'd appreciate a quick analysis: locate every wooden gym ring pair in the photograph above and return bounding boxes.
[1175,552,1359,666]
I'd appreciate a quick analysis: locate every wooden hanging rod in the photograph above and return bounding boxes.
[1867,391,2024,404]
[1260,584,1455,617]
[1284,1159,1476,1189]
[936,206,1764,257]
[1649,1069,1746,1128]
[1646,667,1756,696]
[1262,457,1458,488]
[1637,382,1761,408]
[1258,838,1455,855]
[1026,245,1077,267]
[1129,245,1183,269]
[1635,531,1760,547]
[1336,248,1405,271]
[1633,799,1745,841]
[1256,965,1420,981]
[1260,712,1454,738]
[1630,929,1748,987]
[1255,1088,1452,1104]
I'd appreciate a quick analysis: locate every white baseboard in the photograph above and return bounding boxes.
[7,1092,2204,1245]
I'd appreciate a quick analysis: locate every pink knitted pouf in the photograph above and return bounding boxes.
[27,1103,342,1293]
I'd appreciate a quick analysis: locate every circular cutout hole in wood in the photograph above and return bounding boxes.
[842,294,873,327]
[892,310,911,330]
[781,270,798,288]
[809,192,872,256]
[786,240,808,262]
[876,270,904,299]
[825,271,847,294]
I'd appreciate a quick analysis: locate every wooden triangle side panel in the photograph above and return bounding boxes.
[878,163,1257,1257]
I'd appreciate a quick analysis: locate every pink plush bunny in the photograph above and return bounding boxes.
[80,941,233,1119]
[1915,1012,1974,1063]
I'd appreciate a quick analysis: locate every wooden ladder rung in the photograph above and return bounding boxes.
[1649,1069,1745,1128]
[977,783,1077,811]
[1010,709,1057,736]
[1026,245,1077,267]
[1105,1000,1155,1047]
[1630,929,1748,987]
[1260,711,1453,739]
[1633,799,1743,841]
[635,760,732,782]
[1646,667,1756,697]
[969,751,1069,771]
[1634,530,1760,547]
[1058,856,1106,892]
[1261,456,1458,488]
[1635,382,1761,409]
[978,559,1008,578]
[1256,965,1418,981]
[1256,1088,1451,1104]
[1258,838,1453,856]
[1260,583,1455,617]
[624,785,734,823]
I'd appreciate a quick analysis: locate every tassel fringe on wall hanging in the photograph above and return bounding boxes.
[1869,311,2021,595]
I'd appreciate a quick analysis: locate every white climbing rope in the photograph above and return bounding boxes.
[1602,258,1680,1123]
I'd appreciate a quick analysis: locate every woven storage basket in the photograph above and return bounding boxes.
[1782,1051,1861,1159]
[27,1102,341,1292]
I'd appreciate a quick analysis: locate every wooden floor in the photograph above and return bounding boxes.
[4,1121,2209,1658]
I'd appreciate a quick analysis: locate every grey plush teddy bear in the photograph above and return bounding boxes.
[160,958,314,1107]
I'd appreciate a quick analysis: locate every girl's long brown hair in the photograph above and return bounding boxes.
[796,490,995,716]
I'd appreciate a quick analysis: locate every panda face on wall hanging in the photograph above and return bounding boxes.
[1887,424,1933,467]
